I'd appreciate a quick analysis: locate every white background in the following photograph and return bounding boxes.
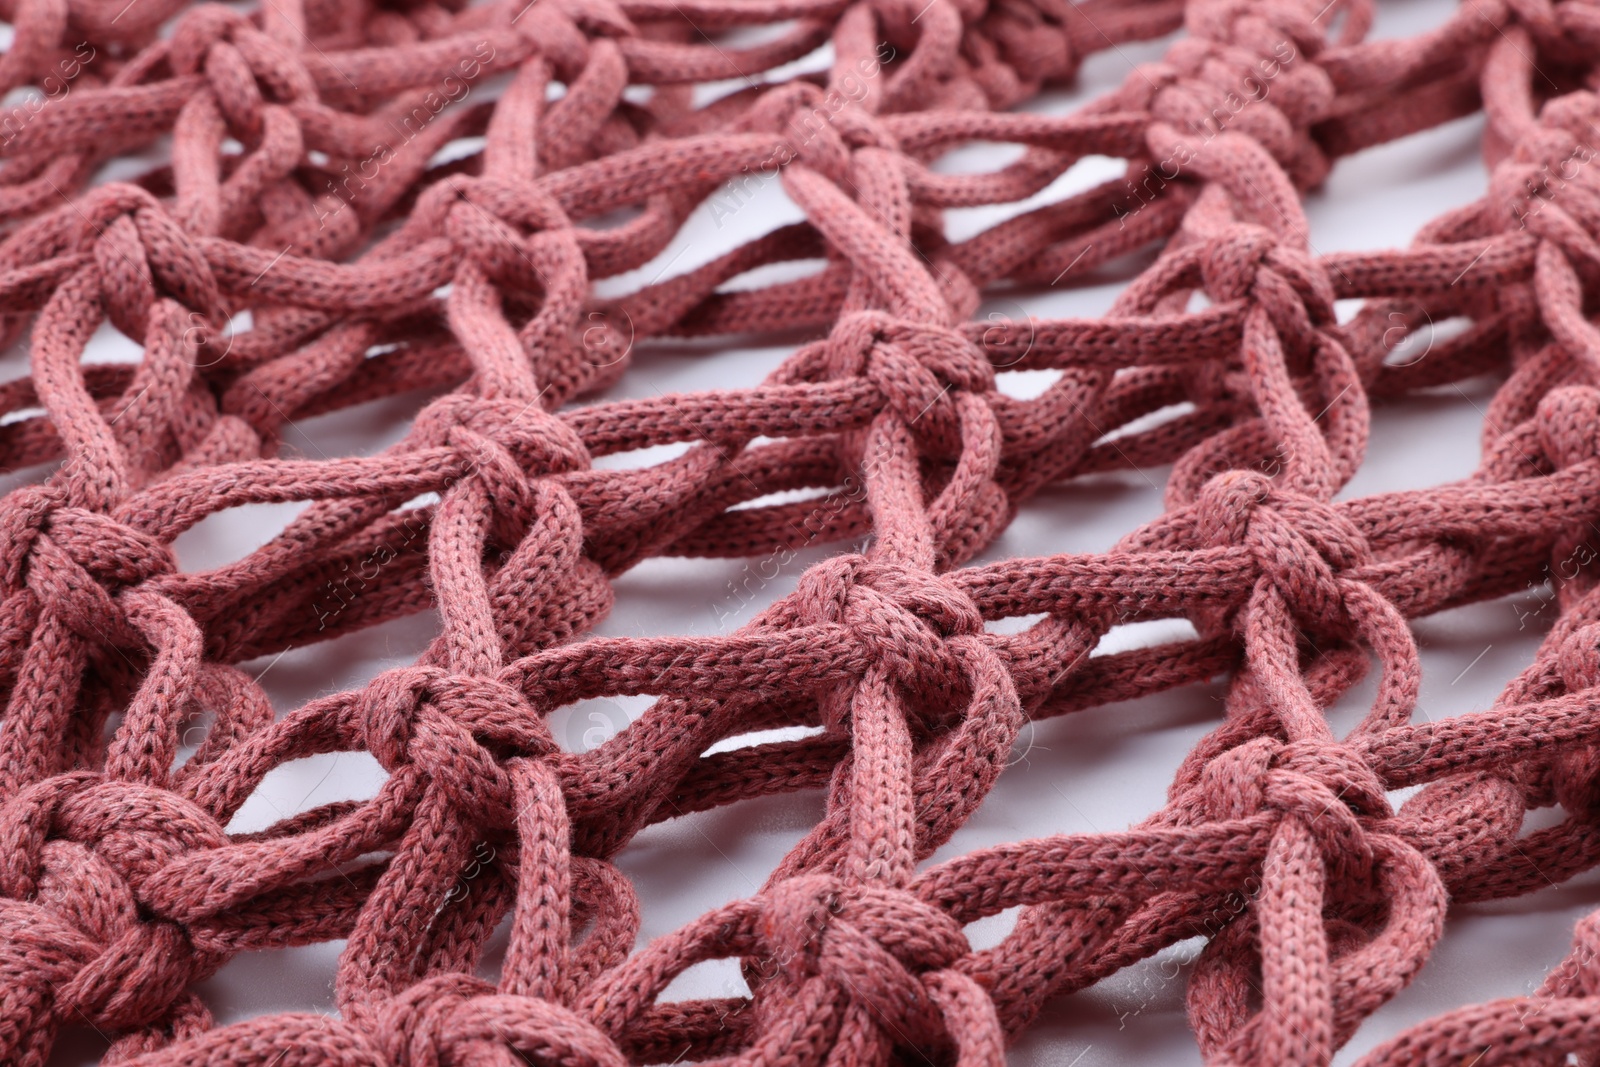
[11,0,1595,1060]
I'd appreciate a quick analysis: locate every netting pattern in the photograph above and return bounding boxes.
[1,0,1600,1060]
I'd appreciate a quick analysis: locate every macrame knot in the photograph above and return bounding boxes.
[1491,92,1600,244]
[1184,0,1325,75]
[1548,0,1600,59]
[1198,227,1334,349]
[756,83,896,181]
[417,393,588,548]
[168,4,317,139]
[1556,619,1600,692]
[0,488,176,643]
[753,874,969,1052]
[373,973,490,1067]
[1193,733,1275,821]
[1534,384,1600,470]
[1507,0,1592,65]
[1138,9,1333,186]
[974,0,1082,91]
[1198,734,1386,818]
[1186,800,1443,1067]
[511,0,634,81]
[1198,225,1279,303]
[0,774,227,1043]
[0,483,60,591]
[1551,740,1600,819]
[757,86,855,183]
[1193,470,1370,633]
[824,312,993,458]
[1546,622,1600,815]
[2,772,230,899]
[418,394,591,477]
[427,175,582,293]
[78,183,227,342]
[1272,736,1389,817]
[794,554,984,724]
[373,973,627,1067]
[357,665,556,825]
[1195,734,1387,893]
[1145,37,1265,125]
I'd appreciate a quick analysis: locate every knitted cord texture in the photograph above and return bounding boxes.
[0,0,1594,1061]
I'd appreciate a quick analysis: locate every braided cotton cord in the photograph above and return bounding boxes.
[1,0,1600,1060]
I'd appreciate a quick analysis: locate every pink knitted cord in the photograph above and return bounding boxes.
[0,0,1598,1061]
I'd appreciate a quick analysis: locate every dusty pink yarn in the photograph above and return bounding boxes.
[0,0,1598,1061]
